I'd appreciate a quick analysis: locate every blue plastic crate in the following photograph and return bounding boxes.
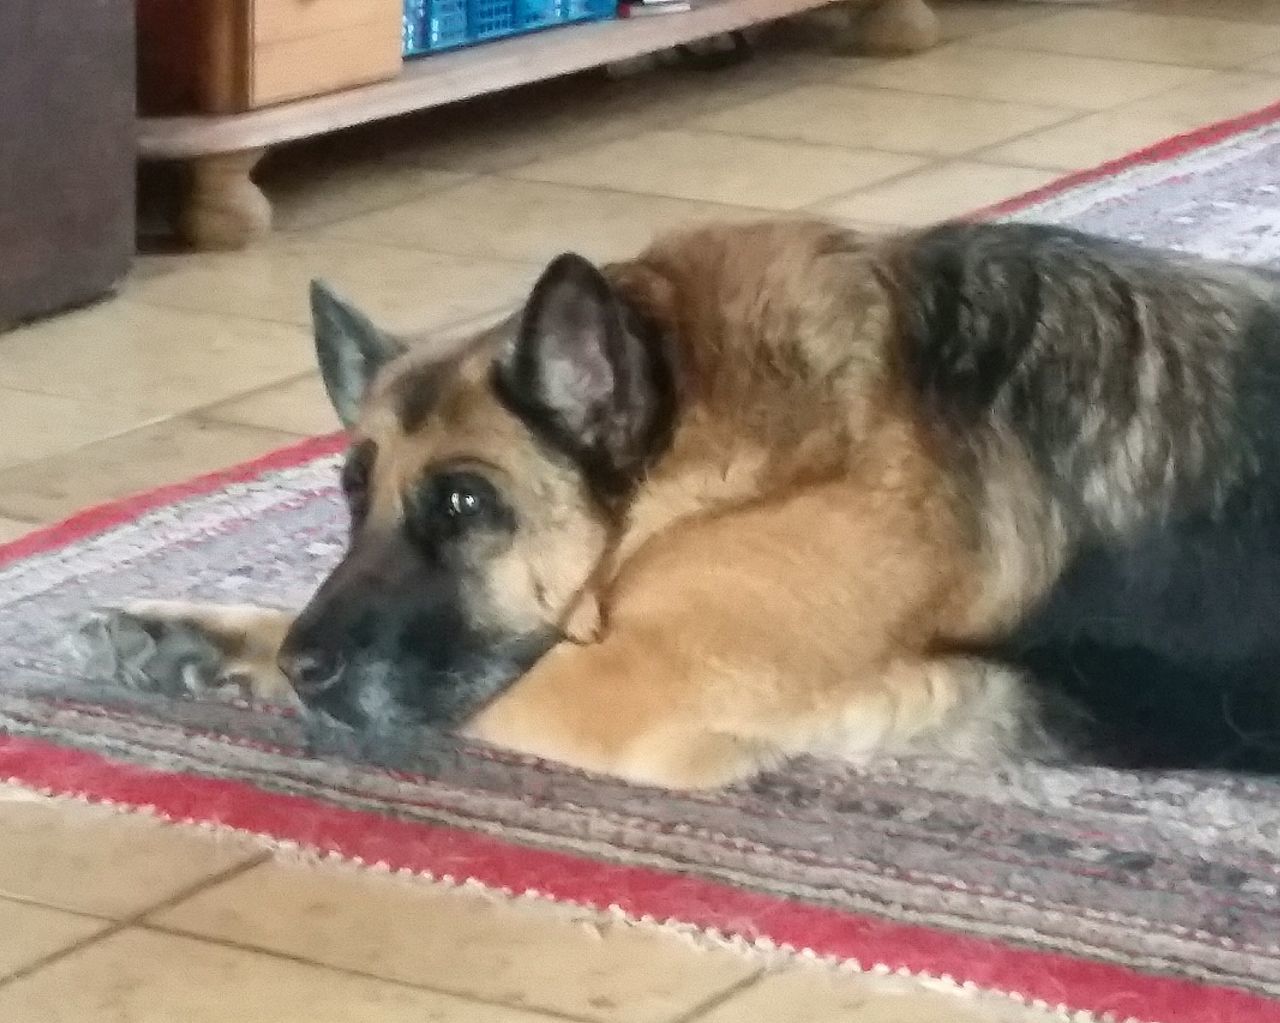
[404,0,614,57]
[404,0,469,52]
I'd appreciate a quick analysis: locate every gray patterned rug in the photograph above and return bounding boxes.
[4,103,1280,1023]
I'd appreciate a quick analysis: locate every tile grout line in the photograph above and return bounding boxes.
[184,368,323,417]
[0,892,113,918]
[0,416,308,523]
[794,156,950,216]
[270,171,485,236]
[798,71,1171,116]
[315,177,783,242]
[971,35,1280,73]
[677,119,1085,172]
[123,241,538,329]
[834,37,1231,81]
[665,968,766,1023]
[137,920,604,1023]
[0,408,188,478]
[419,175,779,219]
[0,851,271,991]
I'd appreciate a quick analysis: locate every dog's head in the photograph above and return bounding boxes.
[278,254,676,730]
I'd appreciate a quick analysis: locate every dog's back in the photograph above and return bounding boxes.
[881,222,1280,770]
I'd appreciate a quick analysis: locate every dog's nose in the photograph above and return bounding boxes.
[278,648,343,696]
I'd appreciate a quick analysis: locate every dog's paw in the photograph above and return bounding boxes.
[72,606,236,697]
[68,604,295,706]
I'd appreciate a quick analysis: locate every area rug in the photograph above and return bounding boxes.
[6,101,1280,1023]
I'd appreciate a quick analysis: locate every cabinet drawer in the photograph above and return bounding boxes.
[253,0,400,44]
[251,18,403,107]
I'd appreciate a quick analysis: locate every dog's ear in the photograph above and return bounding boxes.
[499,253,673,490]
[310,280,406,430]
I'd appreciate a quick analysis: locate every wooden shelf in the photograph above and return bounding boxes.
[136,0,939,248]
[139,0,843,159]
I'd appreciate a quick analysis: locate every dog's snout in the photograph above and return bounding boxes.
[278,647,343,696]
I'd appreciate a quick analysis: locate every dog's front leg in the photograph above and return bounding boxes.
[462,631,785,789]
[76,601,298,706]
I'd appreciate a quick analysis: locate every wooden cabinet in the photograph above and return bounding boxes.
[138,0,403,115]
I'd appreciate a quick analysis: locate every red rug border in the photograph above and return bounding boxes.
[2,733,1275,1023]
[974,97,1280,220]
[7,100,1280,1020]
[0,432,345,568]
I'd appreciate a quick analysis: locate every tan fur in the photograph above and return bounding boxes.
[945,431,1070,638]
[433,221,994,785]
[465,421,979,785]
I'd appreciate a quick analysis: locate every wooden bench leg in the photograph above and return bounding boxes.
[842,0,940,55]
[179,148,272,251]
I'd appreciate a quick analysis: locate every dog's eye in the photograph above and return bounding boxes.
[407,470,511,548]
[409,470,505,539]
[433,472,493,522]
[445,485,482,518]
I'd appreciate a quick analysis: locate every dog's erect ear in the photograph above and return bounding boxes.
[310,280,406,430]
[498,253,673,490]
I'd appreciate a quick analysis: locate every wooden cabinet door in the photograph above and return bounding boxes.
[138,0,402,115]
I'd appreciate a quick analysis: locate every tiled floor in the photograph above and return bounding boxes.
[2,1,1278,1018]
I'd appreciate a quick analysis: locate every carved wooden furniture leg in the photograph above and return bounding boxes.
[839,0,940,55]
[179,148,272,251]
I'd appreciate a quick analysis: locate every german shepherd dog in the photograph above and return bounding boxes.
[85,218,1280,788]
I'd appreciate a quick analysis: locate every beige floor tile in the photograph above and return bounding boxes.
[263,148,473,232]
[0,301,314,415]
[0,928,558,1023]
[151,859,758,1023]
[326,177,771,264]
[936,0,1053,42]
[815,160,1062,226]
[0,898,107,977]
[844,42,1209,110]
[0,417,299,522]
[697,963,1057,1023]
[692,84,1072,157]
[130,251,190,283]
[1119,70,1280,125]
[515,129,926,210]
[1246,52,1280,73]
[201,374,340,437]
[0,787,261,918]
[131,237,535,335]
[396,101,645,177]
[385,60,820,176]
[983,70,1280,170]
[978,10,1280,69]
[1122,0,1280,24]
[980,110,1187,170]
[0,388,162,471]
[0,515,38,542]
